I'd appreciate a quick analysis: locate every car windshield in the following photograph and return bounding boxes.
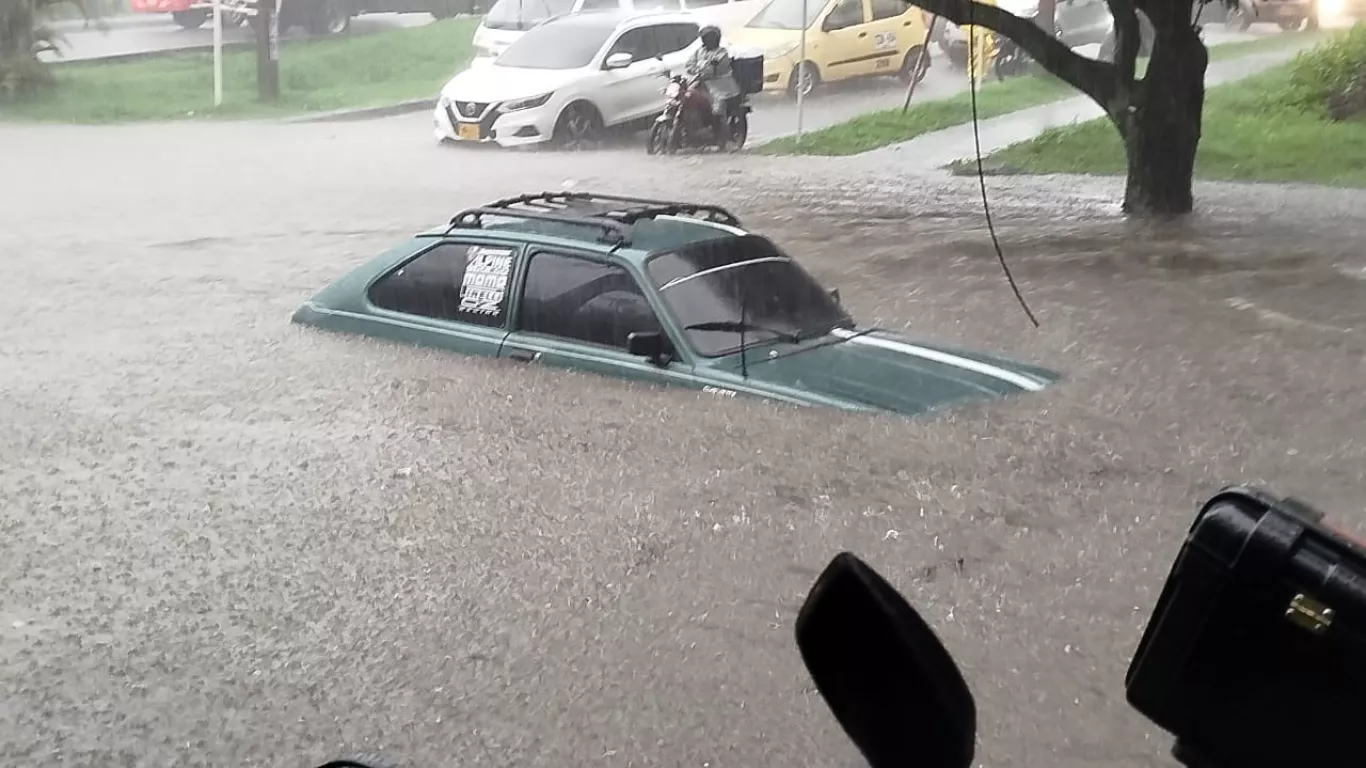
[495,20,615,69]
[483,0,576,30]
[647,235,854,357]
[746,0,824,30]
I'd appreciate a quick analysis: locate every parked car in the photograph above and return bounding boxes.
[130,0,482,33]
[292,192,1057,418]
[435,11,702,148]
[938,0,1115,69]
[725,0,934,99]
[470,0,764,64]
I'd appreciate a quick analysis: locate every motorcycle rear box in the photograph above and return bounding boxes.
[1125,486,1366,768]
[730,47,764,95]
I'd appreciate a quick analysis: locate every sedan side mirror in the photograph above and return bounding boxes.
[604,51,634,70]
[829,287,841,306]
[627,331,672,366]
[797,553,977,768]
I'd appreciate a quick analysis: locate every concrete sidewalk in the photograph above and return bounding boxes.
[861,44,1315,172]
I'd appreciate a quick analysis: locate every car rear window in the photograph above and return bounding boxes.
[368,242,516,328]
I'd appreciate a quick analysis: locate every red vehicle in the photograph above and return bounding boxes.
[129,0,483,34]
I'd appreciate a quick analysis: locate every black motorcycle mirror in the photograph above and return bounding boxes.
[796,552,976,768]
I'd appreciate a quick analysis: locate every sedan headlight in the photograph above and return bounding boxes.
[766,42,799,59]
[501,93,553,112]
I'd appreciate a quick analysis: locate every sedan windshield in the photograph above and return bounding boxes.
[483,0,576,30]
[647,235,853,357]
[746,0,824,30]
[495,20,615,69]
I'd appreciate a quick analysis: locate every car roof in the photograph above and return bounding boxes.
[422,192,747,264]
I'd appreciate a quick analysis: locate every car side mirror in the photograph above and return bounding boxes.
[626,331,672,365]
[796,552,977,768]
[828,287,841,306]
[604,52,634,70]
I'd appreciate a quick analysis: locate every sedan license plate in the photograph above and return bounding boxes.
[457,123,480,141]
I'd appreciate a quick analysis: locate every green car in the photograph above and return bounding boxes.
[292,192,1058,416]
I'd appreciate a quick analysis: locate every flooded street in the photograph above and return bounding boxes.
[2,117,1365,768]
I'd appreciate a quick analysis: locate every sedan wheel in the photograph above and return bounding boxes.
[787,61,819,100]
[554,103,603,151]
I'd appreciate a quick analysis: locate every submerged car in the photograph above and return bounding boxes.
[292,192,1058,417]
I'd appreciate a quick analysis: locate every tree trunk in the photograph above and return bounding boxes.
[1117,12,1207,215]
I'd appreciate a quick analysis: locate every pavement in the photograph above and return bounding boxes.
[860,40,1322,171]
[2,105,1366,768]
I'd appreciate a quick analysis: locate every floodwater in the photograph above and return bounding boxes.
[1,115,1364,768]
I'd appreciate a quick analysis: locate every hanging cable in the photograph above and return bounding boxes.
[966,3,1040,328]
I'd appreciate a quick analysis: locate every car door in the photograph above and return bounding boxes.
[500,249,701,389]
[865,0,922,74]
[364,240,518,357]
[597,25,670,125]
[815,0,878,83]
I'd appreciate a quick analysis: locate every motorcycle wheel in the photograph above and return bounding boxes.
[726,112,748,152]
[646,121,673,155]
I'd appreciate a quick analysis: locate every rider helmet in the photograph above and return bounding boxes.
[699,25,722,50]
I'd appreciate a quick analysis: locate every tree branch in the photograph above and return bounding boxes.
[908,0,1117,107]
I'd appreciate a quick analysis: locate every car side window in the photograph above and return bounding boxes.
[368,242,517,329]
[655,22,700,55]
[608,27,660,61]
[824,0,864,29]
[519,252,663,350]
[579,0,619,9]
[870,0,905,20]
[636,0,684,10]
[683,0,728,7]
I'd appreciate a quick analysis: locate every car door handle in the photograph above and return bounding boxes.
[508,350,539,363]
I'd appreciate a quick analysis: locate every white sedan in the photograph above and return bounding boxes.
[434,10,703,149]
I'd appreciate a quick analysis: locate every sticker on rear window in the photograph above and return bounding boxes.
[459,247,515,316]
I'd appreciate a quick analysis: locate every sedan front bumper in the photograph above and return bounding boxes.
[432,97,556,148]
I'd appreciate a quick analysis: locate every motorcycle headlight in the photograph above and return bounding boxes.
[501,93,553,112]
[665,81,682,97]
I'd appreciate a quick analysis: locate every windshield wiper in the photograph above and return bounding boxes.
[683,321,803,344]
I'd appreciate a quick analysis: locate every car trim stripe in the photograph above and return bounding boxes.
[659,256,791,291]
[655,214,748,236]
[830,328,1047,392]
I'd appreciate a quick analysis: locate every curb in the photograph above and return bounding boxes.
[284,98,433,123]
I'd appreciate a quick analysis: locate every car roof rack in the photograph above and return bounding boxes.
[446,191,743,247]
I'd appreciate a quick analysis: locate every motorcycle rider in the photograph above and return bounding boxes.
[685,25,741,147]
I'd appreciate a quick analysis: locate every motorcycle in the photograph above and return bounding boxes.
[314,485,1365,768]
[645,71,750,155]
[990,33,1032,81]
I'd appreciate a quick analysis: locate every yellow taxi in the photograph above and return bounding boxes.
[725,0,933,98]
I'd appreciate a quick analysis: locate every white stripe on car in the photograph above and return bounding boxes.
[830,328,1046,392]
